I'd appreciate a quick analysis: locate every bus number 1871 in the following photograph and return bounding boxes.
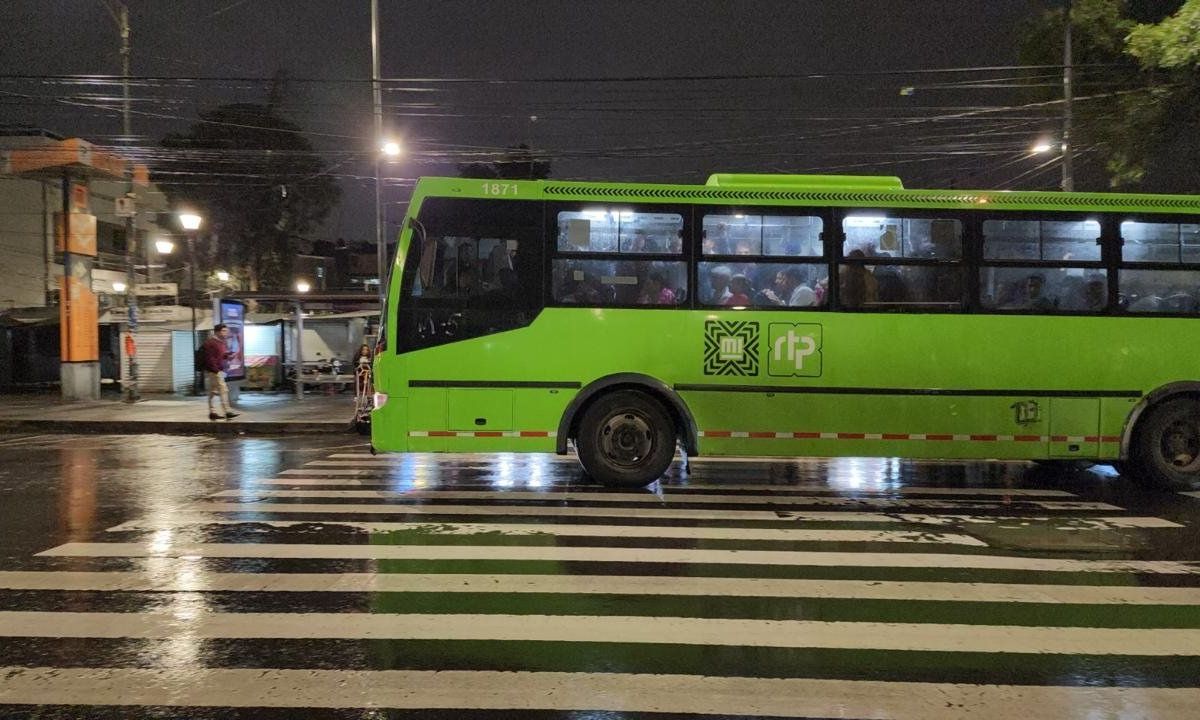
[481,182,519,196]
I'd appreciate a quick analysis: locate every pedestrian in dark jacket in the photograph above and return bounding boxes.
[202,323,239,421]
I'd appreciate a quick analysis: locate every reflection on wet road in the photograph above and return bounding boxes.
[0,433,1199,718]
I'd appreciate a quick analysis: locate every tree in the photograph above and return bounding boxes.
[160,93,340,290]
[1017,0,1200,191]
[458,144,551,180]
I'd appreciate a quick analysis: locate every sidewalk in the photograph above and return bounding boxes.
[0,392,355,436]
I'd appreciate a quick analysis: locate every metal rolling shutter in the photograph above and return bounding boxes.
[124,331,174,393]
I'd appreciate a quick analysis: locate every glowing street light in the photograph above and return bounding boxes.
[216,270,230,282]
[112,281,127,293]
[295,279,311,293]
[154,238,175,255]
[178,212,202,231]
[381,140,402,157]
[1031,141,1054,154]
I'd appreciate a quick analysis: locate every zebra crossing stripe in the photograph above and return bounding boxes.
[173,501,1178,529]
[0,611,1197,654]
[1183,491,1200,500]
[252,477,1080,497]
[105,519,988,546]
[36,542,1200,574]
[204,488,1121,511]
[4,571,1200,604]
[1,667,1195,717]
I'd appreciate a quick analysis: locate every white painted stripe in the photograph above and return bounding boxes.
[104,519,988,546]
[6,571,1200,605]
[206,488,1120,511]
[251,477,1080,497]
[5,668,1199,717]
[953,434,970,442]
[1182,491,1200,500]
[37,542,1200,574]
[177,501,1178,529]
[264,475,1080,497]
[1,611,1197,655]
[865,433,883,440]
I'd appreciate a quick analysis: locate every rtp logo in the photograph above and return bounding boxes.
[768,323,822,377]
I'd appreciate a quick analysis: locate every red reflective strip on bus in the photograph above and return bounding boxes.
[749,431,776,439]
[705,431,733,438]
[926,434,953,441]
[970,434,998,442]
[428,431,456,437]
[882,433,908,440]
[1101,435,1121,443]
[1051,435,1069,442]
[519,431,550,438]
[474,432,503,438]
[1084,436,1101,443]
[793,432,821,439]
[1015,435,1042,442]
[837,433,865,440]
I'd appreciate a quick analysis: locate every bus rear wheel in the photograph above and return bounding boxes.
[576,390,676,488]
[1130,398,1200,492]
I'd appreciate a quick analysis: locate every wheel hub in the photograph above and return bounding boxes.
[1160,419,1200,471]
[600,412,653,467]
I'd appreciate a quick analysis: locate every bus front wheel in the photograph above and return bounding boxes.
[576,390,676,488]
[1130,398,1200,491]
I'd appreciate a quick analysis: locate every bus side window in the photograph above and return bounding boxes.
[398,198,543,351]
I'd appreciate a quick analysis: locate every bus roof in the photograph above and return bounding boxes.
[413,175,1200,215]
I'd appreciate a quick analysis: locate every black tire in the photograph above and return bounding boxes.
[1130,398,1200,491]
[576,390,677,488]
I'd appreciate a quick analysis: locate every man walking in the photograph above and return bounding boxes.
[202,323,240,421]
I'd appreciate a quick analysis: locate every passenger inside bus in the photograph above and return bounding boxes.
[839,250,878,308]
[707,265,733,304]
[761,267,817,307]
[724,275,753,306]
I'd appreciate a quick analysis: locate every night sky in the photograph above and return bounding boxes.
[1,0,1057,241]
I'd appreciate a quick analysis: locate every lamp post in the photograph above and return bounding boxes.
[178,211,203,395]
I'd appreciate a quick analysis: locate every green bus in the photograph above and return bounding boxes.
[372,174,1200,491]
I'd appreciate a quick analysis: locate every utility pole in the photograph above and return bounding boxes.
[106,1,141,402]
[370,0,386,307]
[1061,1,1075,192]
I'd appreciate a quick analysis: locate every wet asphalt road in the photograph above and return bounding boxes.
[0,432,1198,718]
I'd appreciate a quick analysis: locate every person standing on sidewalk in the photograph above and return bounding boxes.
[202,324,240,421]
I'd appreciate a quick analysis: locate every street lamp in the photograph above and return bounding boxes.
[216,270,230,282]
[177,210,203,395]
[112,281,127,293]
[374,139,402,309]
[154,238,175,255]
[1031,141,1054,154]
[295,279,311,293]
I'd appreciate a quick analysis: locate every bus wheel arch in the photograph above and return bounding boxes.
[1123,382,1200,491]
[557,373,698,457]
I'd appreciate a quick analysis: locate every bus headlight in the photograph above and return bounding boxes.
[373,392,388,410]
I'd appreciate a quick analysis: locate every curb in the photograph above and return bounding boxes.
[0,419,352,437]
